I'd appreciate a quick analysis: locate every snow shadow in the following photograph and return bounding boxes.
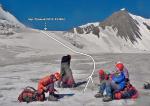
[57,93,75,99]
[75,81,87,87]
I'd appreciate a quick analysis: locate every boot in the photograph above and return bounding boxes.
[103,96,112,102]
[48,94,58,101]
[94,92,103,98]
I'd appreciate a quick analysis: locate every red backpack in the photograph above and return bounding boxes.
[114,83,138,100]
[18,86,45,103]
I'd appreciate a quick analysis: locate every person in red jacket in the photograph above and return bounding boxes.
[95,69,109,98]
[99,69,109,81]
[37,72,61,101]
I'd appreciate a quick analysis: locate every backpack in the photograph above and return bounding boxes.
[18,86,45,103]
[114,83,138,100]
[144,82,150,89]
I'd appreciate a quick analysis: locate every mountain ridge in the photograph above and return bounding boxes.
[70,9,150,44]
[0,5,24,35]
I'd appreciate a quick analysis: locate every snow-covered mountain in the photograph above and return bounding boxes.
[0,5,150,53]
[70,9,150,52]
[0,5,24,35]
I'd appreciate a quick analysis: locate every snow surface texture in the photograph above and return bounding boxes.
[0,52,150,106]
[0,29,150,106]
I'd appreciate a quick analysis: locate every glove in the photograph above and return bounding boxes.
[43,87,48,92]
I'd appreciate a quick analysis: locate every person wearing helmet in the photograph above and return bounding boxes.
[58,55,76,88]
[99,69,109,81]
[95,66,126,102]
[95,69,109,98]
[102,65,126,102]
[115,61,129,82]
[37,72,61,101]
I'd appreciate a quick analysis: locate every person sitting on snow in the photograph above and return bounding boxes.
[95,64,126,102]
[113,62,138,99]
[57,55,76,88]
[95,69,109,98]
[37,72,61,101]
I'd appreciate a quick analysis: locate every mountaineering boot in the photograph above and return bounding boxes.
[48,94,58,101]
[103,96,112,102]
[94,92,103,98]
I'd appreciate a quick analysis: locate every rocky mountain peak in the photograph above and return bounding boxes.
[71,9,143,43]
[100,9,141,43]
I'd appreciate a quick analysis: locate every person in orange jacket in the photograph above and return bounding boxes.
[37,72,61,101]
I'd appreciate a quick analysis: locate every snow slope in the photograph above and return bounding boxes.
[0,30,80,58]
[0,5,24,35]
[0,5,23,26]
[1,5,150,53]
[130,14,150,50]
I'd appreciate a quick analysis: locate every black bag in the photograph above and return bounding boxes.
[144,82,150,89]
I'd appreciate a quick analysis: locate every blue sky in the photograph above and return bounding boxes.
[0,0,149,31]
